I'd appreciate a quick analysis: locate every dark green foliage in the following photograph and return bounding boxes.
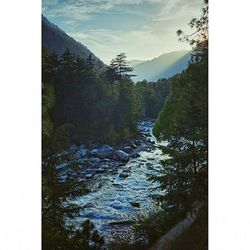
[135,78,171,118]
[42,153,104,250]
[136,207,184,245]
[177,0,208,63]
[108,53,136,81]
[170,205,208,250]
[153,0,208,212]
[42,49,140,155]
[152,59,208,212]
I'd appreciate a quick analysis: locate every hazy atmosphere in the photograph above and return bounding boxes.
[42,0,203,63]
[42,0,208,249]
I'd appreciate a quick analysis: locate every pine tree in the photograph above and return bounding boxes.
[109,53,136,81]
[152,0,208,212]
[42,153,104,250]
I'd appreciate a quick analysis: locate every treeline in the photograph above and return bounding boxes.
[42,50,136,155]
[42,49,171,156]
[135,79,171,118]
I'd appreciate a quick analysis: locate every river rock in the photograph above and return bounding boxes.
[100,164,109,169]
[122,146,133,154]
[83,202,97,209]
[122,167,131,173]
[147,157,154,161]
[167,204,176,210]
[130,201,140,208]
[95,168,105,173]
[135,139,143,145]
[96,144,114,158]
[55,162,68,169]
[90,148,99,156]
[119,172,129,178]
[89,157,101,164]
[112,154,119,160]
[85,173,94,179]
[129,141,137,148]
[135,236,149,246]
[130,152,140,158]
[103,158,110,162]
[80,149,89,157]
[145,147,153,152]
[73,149,89,160]
[115,150,130,162]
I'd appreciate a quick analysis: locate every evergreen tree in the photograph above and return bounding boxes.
[135,78,171,118]
[42,153,104,250]
[152,0,208,212]
[109,53,136,81]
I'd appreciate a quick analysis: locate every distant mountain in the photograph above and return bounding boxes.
[128,59,145,67]
[131,50,192,82]
[42,15,106,71]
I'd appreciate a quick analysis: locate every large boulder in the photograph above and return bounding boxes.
[115,150,130,162]
[89,157,101,164]
[95,168,105,173]
[97,144,113,158]
[130,201,140,208]
[90,145,113,158]
[119,172,129,178]
[130,152,140,158]
[85,173,94,179]
[100,164,110,169]
[90,148,99,156]
[79,149,89,157]
[72,149,89,160]
[122,146,133,154]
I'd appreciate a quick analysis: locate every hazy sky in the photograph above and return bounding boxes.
[43,0,204,64]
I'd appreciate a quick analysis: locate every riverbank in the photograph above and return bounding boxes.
[149,201,207,250]
[47,120,167,245]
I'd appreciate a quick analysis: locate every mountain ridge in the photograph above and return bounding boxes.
[131,50,192,82]
[42,15,106,71]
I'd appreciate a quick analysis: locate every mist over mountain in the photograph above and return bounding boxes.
[42,15,106,71]
[42,15,191,82]
[131,50,192,82]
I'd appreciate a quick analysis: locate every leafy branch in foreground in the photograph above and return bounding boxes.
[42,153,104,250]
[177,0,208,62]
[153,0,208,212]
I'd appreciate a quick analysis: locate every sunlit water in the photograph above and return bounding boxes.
[67,121,167,243]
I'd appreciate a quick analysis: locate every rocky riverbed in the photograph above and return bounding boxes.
[55,120,167,244]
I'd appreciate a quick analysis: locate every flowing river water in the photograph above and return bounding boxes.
[66,121,168,244]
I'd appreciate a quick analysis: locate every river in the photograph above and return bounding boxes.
[65,120,167,244]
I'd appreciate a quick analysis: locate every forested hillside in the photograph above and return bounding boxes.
[132,50,191,82]
[42,48,171,157]
[42,15,105,71]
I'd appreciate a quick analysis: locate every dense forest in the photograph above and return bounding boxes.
[42,49,172,250]
[42,0,208,249]
[42,50,171,156]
